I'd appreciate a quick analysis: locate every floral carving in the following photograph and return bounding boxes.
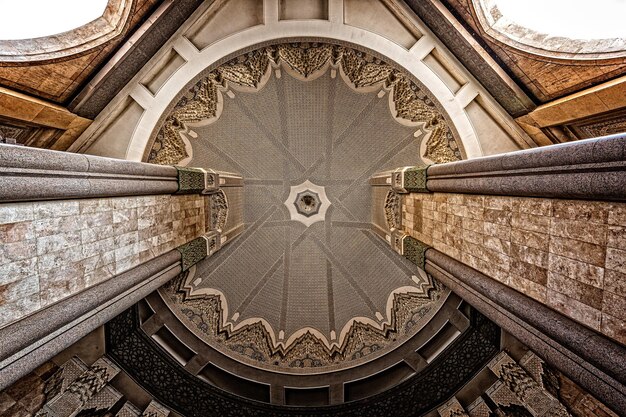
[148,43,462,166]
[160,272,445,371]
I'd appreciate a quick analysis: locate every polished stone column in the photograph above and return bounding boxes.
[426,133,626,201]
[371,134,626,414]
[0,144,245,389]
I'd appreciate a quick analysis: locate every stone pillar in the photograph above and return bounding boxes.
[0,144,245,390]
[372,135,626,414]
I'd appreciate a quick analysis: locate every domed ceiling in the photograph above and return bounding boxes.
[112,42,503,411]
[144,42,465,375]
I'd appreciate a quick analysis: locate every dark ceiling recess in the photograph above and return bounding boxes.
[106,304,500,417]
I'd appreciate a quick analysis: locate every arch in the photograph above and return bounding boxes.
[122,20,486,161]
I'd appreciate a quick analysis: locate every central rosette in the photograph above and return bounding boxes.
[284,180,331,227]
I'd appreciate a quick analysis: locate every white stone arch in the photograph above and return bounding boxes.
[127,27,480,160]
[76,0,530,161]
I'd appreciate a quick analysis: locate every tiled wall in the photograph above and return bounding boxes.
[0,194,205,328]
[404,193,626,345]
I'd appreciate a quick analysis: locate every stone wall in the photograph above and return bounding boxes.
[403,193,626,345]
[0,194,205,329]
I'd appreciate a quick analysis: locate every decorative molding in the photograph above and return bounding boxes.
[437,397,469,417]
[391,166,430,193]
[384,190,402,230]
[175,166,206,194]
[147,42,462,166]
[401,236,431,270]
[176,236,209,271]
[159,271,445,372]
[39,357,120,417]
[283,180,331,227]
[208,190,228,232]
[487,352,570,417]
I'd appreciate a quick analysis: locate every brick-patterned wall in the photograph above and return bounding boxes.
[0,194,206,328]
[403,194,626,345]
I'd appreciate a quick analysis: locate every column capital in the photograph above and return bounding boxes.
[398,235,431,270]
[176,231,223,271]
[175,166,220,194]
[391,165,430,193]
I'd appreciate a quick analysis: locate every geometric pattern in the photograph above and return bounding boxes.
[145,42,464,375]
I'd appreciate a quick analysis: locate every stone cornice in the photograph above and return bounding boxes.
[426,133,626,201]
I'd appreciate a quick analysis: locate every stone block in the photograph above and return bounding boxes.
[0,203,34,225]
[608,204,626,226]
[33,201,79,219]
[604,270,626,298]
[550,217,607,246]
[510,228,549,251]
[36,231,81,256]
[607,226,626,250]
[483,208,511,226]
[547,271,603,310]
[509,275,547,303]
[462,217,483,233]
[510,259,548,285]
[547,290,601,330]
[549,236,606,267]
[606,247,626,275]
[511,244,548,269]
[0,222,35,243]
[79,198,113,214]
[484,196,514,211]
[553,200,609,224]
[600,313,626,345]
[602,291,626,322]
[0,240,36,266]
[547,253,603,288]
[483,222,511,239]
[0,258,38,283]
[511,212,550,233]
[517,198,552,216]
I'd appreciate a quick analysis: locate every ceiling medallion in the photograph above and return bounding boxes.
[284,180,330,227]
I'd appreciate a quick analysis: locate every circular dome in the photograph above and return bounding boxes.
[0,0,132,62]
[133,42,490,406]
[149,42,459,373]
[473,0,626,59]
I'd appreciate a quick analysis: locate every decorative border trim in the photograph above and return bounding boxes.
[401,236,431,270]
[392,165,430,193]
[147,42,463,166]
[176,237,208,271]
[175,166,206,194]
